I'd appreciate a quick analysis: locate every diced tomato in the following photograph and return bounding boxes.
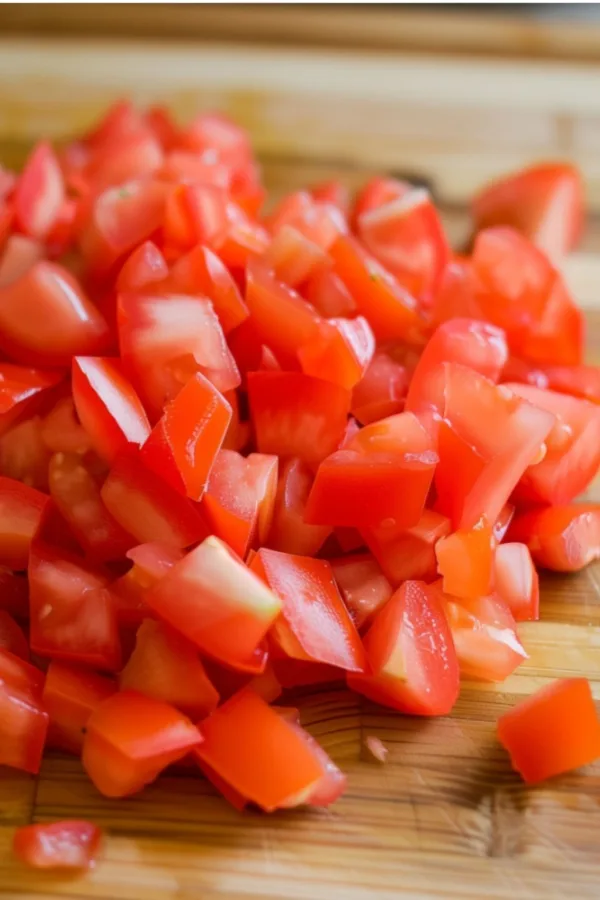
[505,383,600,506]
[433,582,527,682]
[0,476,48,569]
[508,504,600,572]
[48,452,134,562]
[41,397,92,455]
[357,187,450,302]
[0,610,29,660]
[0,363,62,437]
[119,619,219,719]
[141,372,231,501]
[435,522,495,600]
[348,581,459,715]
[169,244,249,333]
[72,357,150,464]
[494,542,540,621]
[330,553,392,630]
[194,688,345,811]
[112,542,183,628]
[201,450,278,558]
[267,457,331,557]
[352,176,411,225]
[14,141,65,241]
[362,508,451,586]
[0,649,48,773]
[265,224,329,289]
[13,820,102,870]
[43,660,116,754]
[118,291,240,419]
[502,357,600,406]
[0,259,109,367]
[434,364,555,530]
[298,316,375,390]
[472,162,583,258]
[517,271,584,366]
[305,412,437,529]
[351,349,409,425]
[248,371,350,470]
[163,183,229,251]
[29,541,122,671]
[406,319,508,413]
[116,240,168,292]
[145,536,281,670]
[0,416,50,492]
[330,234,422,343]
[82,690,201,797]
[310,180,350,215]
[252,549,366,672]
[304,268,357,319]
[498,678,600,784]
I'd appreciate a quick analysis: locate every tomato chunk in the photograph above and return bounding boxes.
[508,504,600,572]
[0,649,48,773]
[169,244,249,333]
[0,363,62,437]
[72,357,151,464]
[330,553,393,630]
[0,476,48,568]
[348,581,459,715]
[267,457,331,557]
[145,536,281,670]
[298,316,375,391]
[362,509,450,587]
[112,542,183,628]
[14,141,65,241]
[194,688,345,811]
[498,678,600,783]
[82,690,201,797]
[494,543,539,621]
[141,372,232,501]
[43,660,116,754]
[351,349,409,425]
[119,619,219,719]
[253,549,367,672]
[13,821,101,871]
[248,371,350,470]
[435,522,495,600]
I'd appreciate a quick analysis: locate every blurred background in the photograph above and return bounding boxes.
[1,2,600,291]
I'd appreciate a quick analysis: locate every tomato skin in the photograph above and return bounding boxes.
[145,536,281,670]
[495,542,540,621]
[435,364,555,530]
[351,350,409,425]
[247,371,351,470]
[298,316,375,391]
[29,541,122,672]
[306,412,437,529]
[118,291,240,420]
[72,357,151,464]
[0,261,109,367]
[330,553,393,630]
[253,549,367,672]
[362,508,451,587]
[505,383,600,506]
[201,450,278,558]
[435,523,495,600]
[0,649,48,773]
[330,234,422,343]
[119,619,219,719]
[433,582,527,682]
[42,660,116,754]
[101,446,208,548]
[48,452,135,562]
[472,162,583,258]
[267,457,331,557]
[406,318,508,413]
[498,678,600,784]
[141,372,232,502]
[13,821,102,870]
[14,141,65,241]
[195,688,345,811]
[508,504,600,572]
[348,581,460,716]
[0,475,48,569]
[357,187,450,302]
[82,690,202,798]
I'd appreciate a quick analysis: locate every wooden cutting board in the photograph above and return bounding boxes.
[2,32,600,900]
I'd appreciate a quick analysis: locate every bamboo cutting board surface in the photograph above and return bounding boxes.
[3,29,600,900]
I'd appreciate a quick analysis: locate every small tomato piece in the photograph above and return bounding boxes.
[43,660,116,754]
[13,821,101,871]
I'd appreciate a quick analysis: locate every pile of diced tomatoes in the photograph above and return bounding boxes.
[2,101,600,870]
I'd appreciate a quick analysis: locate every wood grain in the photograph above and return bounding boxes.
[2,33,600,900]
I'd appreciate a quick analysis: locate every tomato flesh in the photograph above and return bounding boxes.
[13,820,101,870]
